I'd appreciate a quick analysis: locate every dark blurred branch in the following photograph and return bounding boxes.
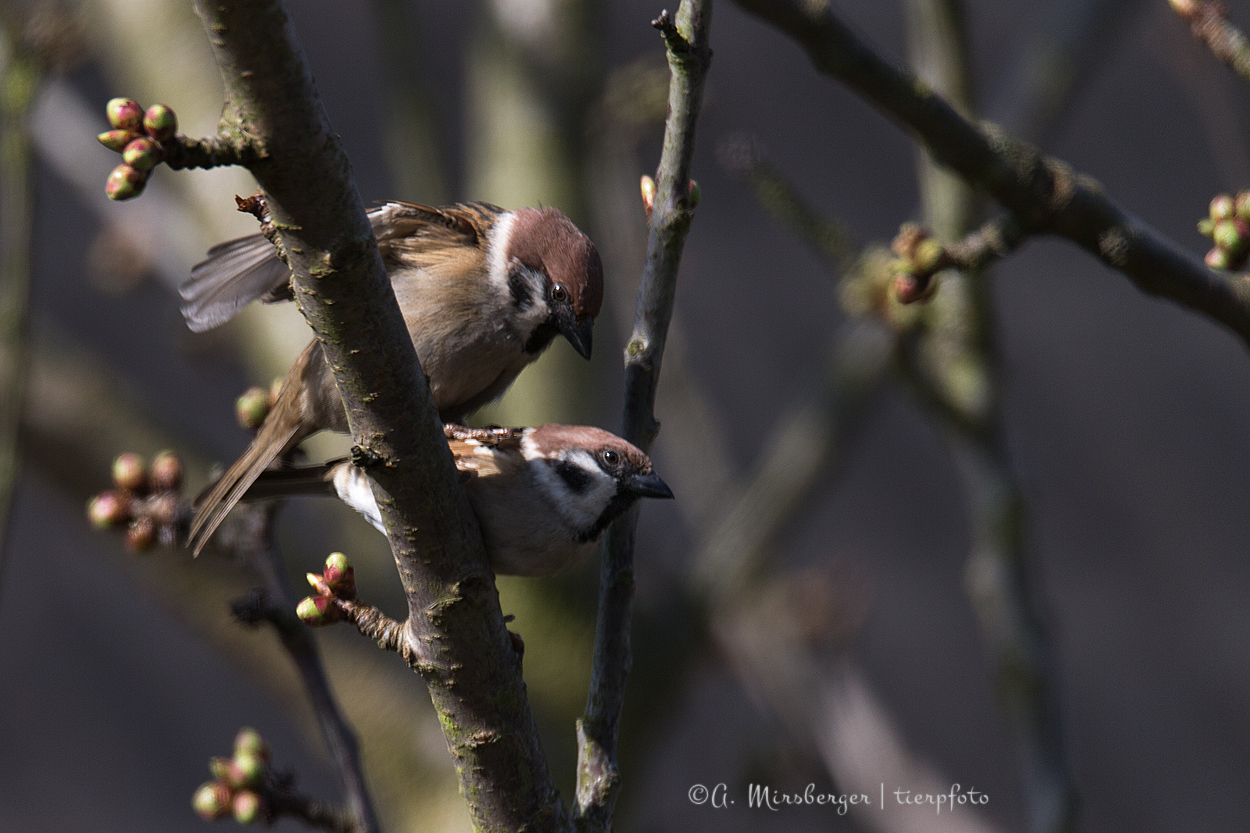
[575,3,712,829]
[0,14,40,581]
[901,5,1075,831]
[731,0,1250,349]
[1171,0,1250,84]
[186,1,564,829]
[230,507,381,833]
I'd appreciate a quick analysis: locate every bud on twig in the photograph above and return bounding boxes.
[192,781,232,821]
[142,104,177,141]
[149,450,184,492]
[111,453,147,493]
[227,752,266,790]
[236,386,271,430]
[105,98,143,132]
[87,491,130,529]
[122,137,161,172]
[96,129,134,152]
[125,517,156,552]
[234,727,270,762]
[296,595,343,626]
[105,164,146,201]
[640,175,656,220]
[233,790,265,825]
[322,552,356,598]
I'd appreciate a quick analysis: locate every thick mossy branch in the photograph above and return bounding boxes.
[189,2,564,830]
[575,2,713,830]
[731,0,1250,349]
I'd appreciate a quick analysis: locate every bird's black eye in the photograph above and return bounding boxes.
[551,284,569,303]
[599,449,620,468]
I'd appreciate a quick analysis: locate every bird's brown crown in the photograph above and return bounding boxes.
[527,424,652,472]
[508,208,604,318]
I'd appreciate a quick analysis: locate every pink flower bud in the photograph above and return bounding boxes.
[150,450,184,492]
[1206,247,1232,270]
[125,517,157,552]
[105,98,144,132]
[640,175,656,217]
[112,453,147,493]
[296,595,342,626]
[142,104,177,141]
[1198,218,1215,238]
[192,781,232,821]
[87,491,130,529]
[687,179,701,207]
[227,752,266,789]
[1213,219,1244,253]
[323,552,356,597]
[1210,193,1235,222]
[97,129,135,152]
[891,222,929,261]
[235,386,271,430]
[122,137,161,172]
[234,727,270,762]
[209,756,232,780]
[893,272,935,305]
[105,164,146,201]
[232,790,265,825]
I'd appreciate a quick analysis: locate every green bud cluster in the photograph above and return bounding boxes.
[297,552,357,627]
[889,222,946,305]
[97,99,179,201]
[1199,191,1250,270]
[192,728,272,824]
[87,450,185,552]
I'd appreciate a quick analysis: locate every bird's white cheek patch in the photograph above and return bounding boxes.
[486,211,518,295]
[333,467,386,534]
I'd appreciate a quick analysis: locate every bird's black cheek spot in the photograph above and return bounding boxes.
[523,320,558,354]
[508,267,533,309]
[555,461,592,494]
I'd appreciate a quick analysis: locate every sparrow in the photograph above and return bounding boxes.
[181,202,604,556]
[243,424,674,577]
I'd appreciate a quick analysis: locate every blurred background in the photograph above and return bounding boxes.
[2,0,1249,831]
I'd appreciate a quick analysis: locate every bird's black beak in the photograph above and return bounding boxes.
[561,316,594,360]
[626,471,674,500]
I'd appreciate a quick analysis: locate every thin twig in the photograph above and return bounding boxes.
[731,0,1250,349]
[187,2,564,828]
[0,16,40,588]
[230,506,381,833]
[1171,0,1250,84]
[575,3,713,829]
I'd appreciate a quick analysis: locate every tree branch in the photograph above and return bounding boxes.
[575,3,713,828]
[731,0,1250,349]
[188,1,563,829]
[229,508,381,833]
[1171,0,1250,84]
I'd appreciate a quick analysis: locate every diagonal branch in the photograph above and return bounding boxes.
[575,3,713,829]
[188,1,563,829]
[731,0,1250,349]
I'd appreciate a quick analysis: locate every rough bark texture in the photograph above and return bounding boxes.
[190,2,564,829]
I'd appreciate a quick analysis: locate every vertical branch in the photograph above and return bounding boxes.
[575,3,713,829]
[0,19,39,578]
[904,4,1076,831]
[232,506,381,833]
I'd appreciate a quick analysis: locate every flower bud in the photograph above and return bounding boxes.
[232,790,265,825]
[893,272,938,305]
[234,727,270,762]
[122,137,161,172]
[125,517,157,552]
[640,175,656,216]
[913,238,946,275]
[891,222,929,261]
[1213,219,1245,253]
[1210,193,1235,222]
[235,386,270,430]
[1198,218,1215,238]
[227,752,266,789]
[142,104,177,141]
[88,491,130,529]
[150,450,184,491]
[97,129,135,152]
[297,595,342,626]
[687,179,701,207]
[1206,247,1232,269]
[1235,191,1250,221]
[192,781,232,821]
[112,453,147,493]
[323,552,355,597]
[209,756,232,780]
[106,98,144,132]
[105,164,146,201]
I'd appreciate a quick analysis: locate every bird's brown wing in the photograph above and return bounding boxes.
[447,426,525,482]
[374,202,503,261]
